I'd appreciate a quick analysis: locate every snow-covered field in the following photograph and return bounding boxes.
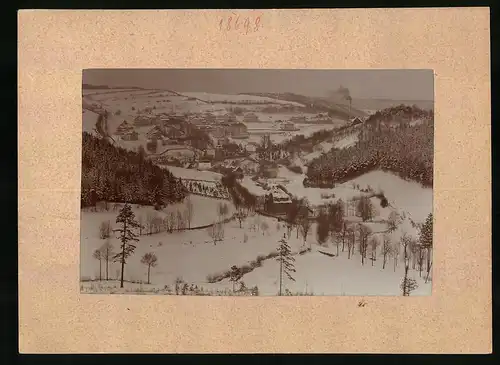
[82,109,100,135]
[81,195,431,296]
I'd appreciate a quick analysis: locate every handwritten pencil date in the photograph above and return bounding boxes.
[219,15,262,34]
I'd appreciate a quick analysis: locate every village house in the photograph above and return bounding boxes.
[115,120,134,135]
[122,130,139,141]
[165,126,186,140]
[197,160,212,170]
[202,112,216,122]
[350,116,363,126]
[146,125,165,140]
[211,124,230,139]
[243,112,259,123]
[156,145,197,162]
[238,157,260,174]
[228,122,249,139]
[280,121,299,131]
[245,142,259,153]
[204,147,216,158]
[215,112,237,124]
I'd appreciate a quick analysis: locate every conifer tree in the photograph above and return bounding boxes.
[276,234,296,296]
[229,265,243,292]
[113,203,142,288]
[419,213,433,282]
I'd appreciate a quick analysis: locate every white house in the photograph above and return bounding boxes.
[197,161,212,170]
[245,142,259,153]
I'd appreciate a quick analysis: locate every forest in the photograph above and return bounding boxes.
[306,107,434,188]
[81,132,187,207]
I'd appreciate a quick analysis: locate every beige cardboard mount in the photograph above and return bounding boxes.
[18,9,491,353]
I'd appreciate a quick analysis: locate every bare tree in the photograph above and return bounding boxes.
[176,210,186,231]
[100,240,114,280]
[185,196,194,229]
[369,236,380,266]
[166,212,176,233]
[358,224,371,265]
[346,227,356,259]
[392,241,400,272]
[207,221,224,245]
[400,233,418,296]
[340,221,348,252]
[417,243,425,277]
[146,212,155,235]
[92,249,103,281]
[381,234,392,270]
[137,215,144,235]
[99,220,111,239]
[387,211,400,233]
[261,221,269,236]
[235,206,248,228]
[141,252,158,284]
[218,202,229,222]
[299,216,312,248]
[356,196,374,222]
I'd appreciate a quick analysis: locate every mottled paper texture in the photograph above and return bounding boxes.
[18,8,491,353]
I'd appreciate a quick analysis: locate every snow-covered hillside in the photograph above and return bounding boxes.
[180,92,306,107]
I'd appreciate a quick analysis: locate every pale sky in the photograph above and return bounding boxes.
[83,69,434,101]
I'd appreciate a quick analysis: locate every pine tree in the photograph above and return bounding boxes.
[229,265,243,292]
[276,234,296,296]
[112,203,142,288]
[419,213,433,282]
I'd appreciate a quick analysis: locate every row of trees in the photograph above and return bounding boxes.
[81,132,187,207]
[306,113,434,188]
[183,180,230,199]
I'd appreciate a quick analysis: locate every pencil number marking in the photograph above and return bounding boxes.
[219,15,262,34]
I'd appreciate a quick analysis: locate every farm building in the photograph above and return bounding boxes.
[122,130,139,141]
[289,116,306,123]
[134,114,159,127]
[245,142,259,153]
[146,125,165,140]
[228,122,249,139]
[280,121,299,131]
[243,112,259,123]
[115,120,134,135]
[350,117,363,126]
[197,161,212,170]
[204,147,216,158]
[165,126,186,139]
[156,145,197,161]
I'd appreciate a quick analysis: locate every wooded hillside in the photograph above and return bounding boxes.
[81,132,187,207]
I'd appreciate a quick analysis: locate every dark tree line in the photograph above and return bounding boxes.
[81,132,187,207]
[306,113,434,188]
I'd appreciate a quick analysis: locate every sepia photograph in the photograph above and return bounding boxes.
[80,69,434,296]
